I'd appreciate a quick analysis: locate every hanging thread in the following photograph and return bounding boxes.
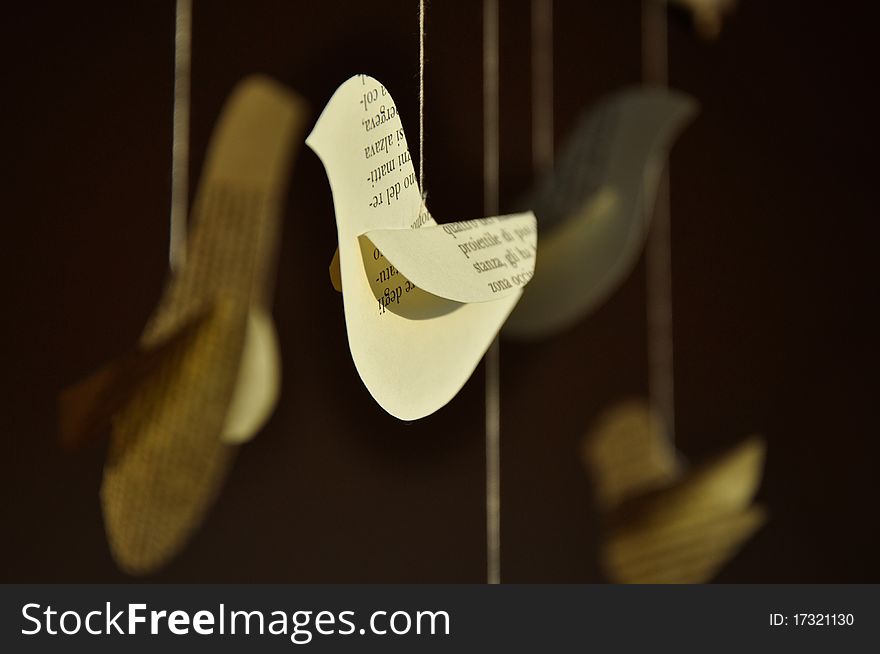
[169,0,192,272]
[483,0,501,586]
[531,0,554,175]
[418,0,426,196]
[642,0,676,445]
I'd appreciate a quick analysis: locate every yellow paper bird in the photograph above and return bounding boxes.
[59,76,307,574]
[308,75,537,420]
[584,399,766,583]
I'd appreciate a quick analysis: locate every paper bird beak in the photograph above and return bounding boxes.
[305,112,329,158]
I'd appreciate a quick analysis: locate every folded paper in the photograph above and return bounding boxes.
[584,399,766,583]
[307,75,536,420]
[60,76,306,574]
[505,88,697,338]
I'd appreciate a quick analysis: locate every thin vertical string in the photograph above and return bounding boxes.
[169,0,192,272]
[418,0,426,196]
[642,0,676,445]
[531,0,553,175]
[483,0,501,586]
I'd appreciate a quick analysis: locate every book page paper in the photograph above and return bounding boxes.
[307,75,536,420]
[585,399,766,583]
[96,76,306,574]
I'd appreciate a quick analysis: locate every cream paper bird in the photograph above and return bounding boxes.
[584,399,766,584]
[308,75,537,420]
[505,88,697,339]
[59,76,306,574]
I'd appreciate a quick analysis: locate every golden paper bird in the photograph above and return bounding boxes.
[584,399,766,583]
[59,76,306,574]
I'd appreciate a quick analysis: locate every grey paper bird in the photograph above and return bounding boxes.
[505,88,697,339]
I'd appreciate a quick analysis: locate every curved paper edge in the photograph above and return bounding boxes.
[221,307,281,444]
[352,292,522,421]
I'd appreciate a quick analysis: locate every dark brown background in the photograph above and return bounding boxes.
[3,1,877,582]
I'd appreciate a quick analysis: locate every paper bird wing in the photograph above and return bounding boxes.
[506,88,697,338]
[632,436,766,520]
[603,506,766,584]
[363,212,537,304]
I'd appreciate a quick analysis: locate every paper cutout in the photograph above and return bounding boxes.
[60,76,306,574]
[307,75,536,420]
[505,88,697,339]
[584,400,766,583]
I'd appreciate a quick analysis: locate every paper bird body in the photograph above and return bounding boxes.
[584,400,766,583]
[505,89,696,339]
[307,75,537,420]
[59,76,306,574]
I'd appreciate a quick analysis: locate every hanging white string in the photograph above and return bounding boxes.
[642,0,676,445]
[419,0,426,197]
[169,0,192,272]
[531,0,553,175]
[483,0,501,586]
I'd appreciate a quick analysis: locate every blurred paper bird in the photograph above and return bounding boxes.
[505,88,696,339]
[584,399,766,583]
[59,76,307,574]
[308,75,536,420]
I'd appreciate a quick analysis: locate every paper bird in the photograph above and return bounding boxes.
[584,399,766,583]
[59,76,307,574]
[504,88,696,339]
[307,75,537,420]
